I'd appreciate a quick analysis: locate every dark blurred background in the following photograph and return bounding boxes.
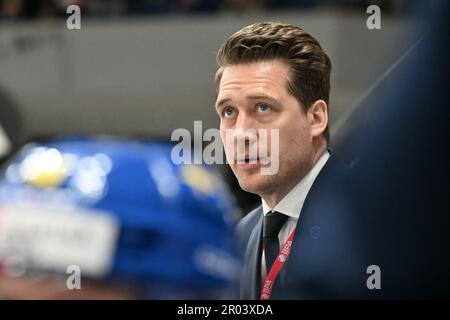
[0,0,418,18]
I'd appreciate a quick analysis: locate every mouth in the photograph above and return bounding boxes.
[235,155,263,169]
[237,156,257,163]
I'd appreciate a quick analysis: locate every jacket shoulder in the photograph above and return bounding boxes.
[235,205,261,244]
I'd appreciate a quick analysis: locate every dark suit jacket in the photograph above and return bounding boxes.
[236,151,373,299]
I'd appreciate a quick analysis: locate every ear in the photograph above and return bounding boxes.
[307,99,328,138]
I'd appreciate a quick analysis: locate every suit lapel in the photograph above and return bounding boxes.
[242,210,263,299]
[280,151,338,293]
[292,150,336,241]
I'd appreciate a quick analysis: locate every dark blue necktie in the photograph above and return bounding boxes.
[263,211,288,274]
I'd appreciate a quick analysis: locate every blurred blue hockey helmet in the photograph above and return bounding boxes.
[0,136,240,298]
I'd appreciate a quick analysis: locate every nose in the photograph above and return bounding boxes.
[234,113,258,149]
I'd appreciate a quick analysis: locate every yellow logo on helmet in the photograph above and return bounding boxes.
[181,165,221,195]
[19,147,71,188]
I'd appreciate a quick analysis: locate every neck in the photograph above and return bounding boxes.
[261,141,327,208]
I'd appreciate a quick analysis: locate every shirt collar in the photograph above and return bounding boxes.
[262,150,330,219]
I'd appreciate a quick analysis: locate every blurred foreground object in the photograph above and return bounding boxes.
[0,136,240,299]
[332,0,450,298]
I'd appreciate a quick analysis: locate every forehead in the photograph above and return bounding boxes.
[218,60,290,97]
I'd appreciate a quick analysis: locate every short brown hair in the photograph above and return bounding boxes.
[215,22,332,142]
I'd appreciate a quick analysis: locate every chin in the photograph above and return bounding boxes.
[237,174,273,196]
[238,181,258,194]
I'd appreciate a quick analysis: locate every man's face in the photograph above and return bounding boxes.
[216,60,316,201]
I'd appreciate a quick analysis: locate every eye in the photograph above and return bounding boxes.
[257,103,271,113]
[223,107,236,118]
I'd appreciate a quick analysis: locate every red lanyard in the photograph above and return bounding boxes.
[260,227,296,300]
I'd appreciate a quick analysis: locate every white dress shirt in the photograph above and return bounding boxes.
[261,150,330,279]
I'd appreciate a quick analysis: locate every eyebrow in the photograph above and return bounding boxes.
[215,98,232,110]
[247,94,278,102]
[215,95,278,110]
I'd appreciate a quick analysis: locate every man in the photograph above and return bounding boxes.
[215,22,369,299]
[0,137,240,299]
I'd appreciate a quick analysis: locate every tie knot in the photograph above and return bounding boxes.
[263,211,288,239]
